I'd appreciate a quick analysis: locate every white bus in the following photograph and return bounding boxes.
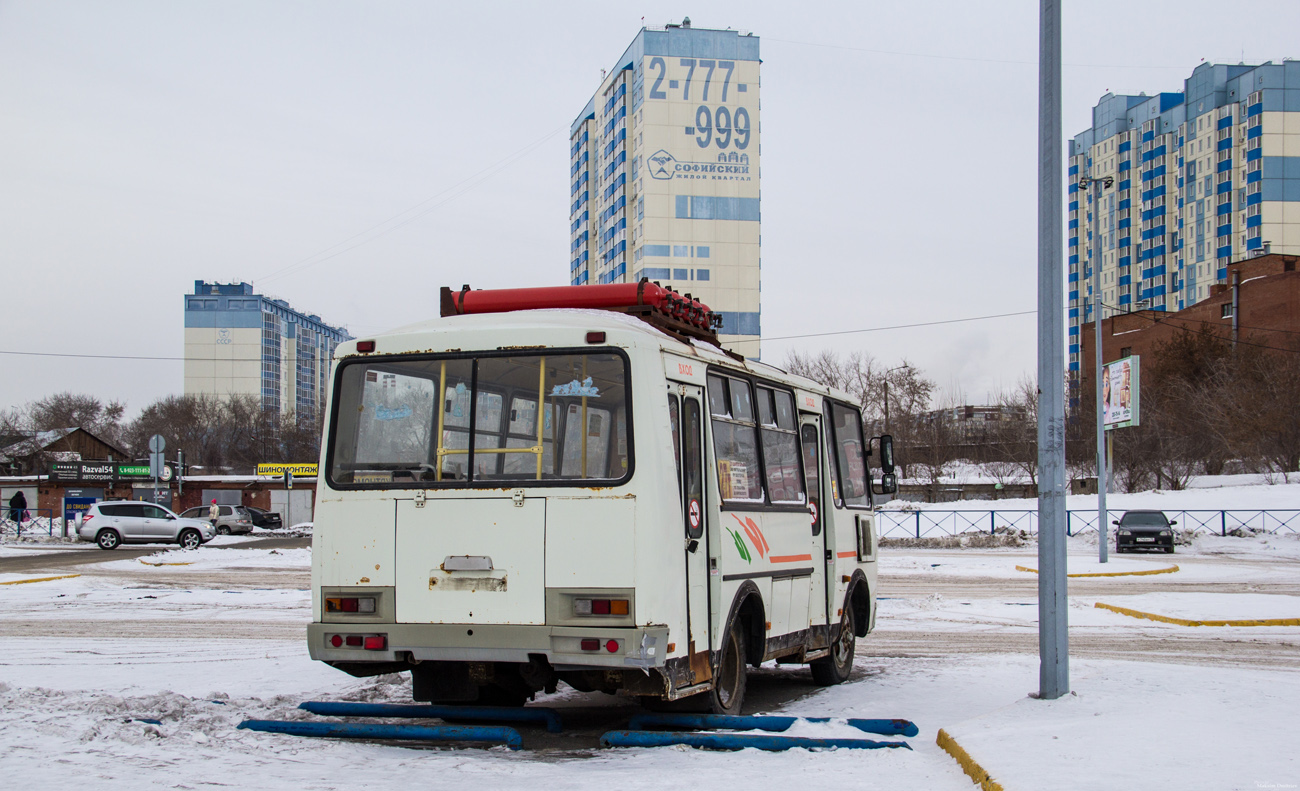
[309,285,897,713]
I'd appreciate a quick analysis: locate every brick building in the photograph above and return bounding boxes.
[1078,252,1300,385]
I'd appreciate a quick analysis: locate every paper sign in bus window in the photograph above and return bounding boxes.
[552,377,601,397]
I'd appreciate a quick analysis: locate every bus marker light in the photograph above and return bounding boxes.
[326,597,375,614]
[330,634,343,648]
[364,635,387,651]
[345,635,363,647]
[605,640,619,653]
[586,331,606,344]
[356,340,376,353]
[580,639,600,651]
[609,600,629,616]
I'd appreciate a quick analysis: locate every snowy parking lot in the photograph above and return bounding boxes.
[2,489,1299,790]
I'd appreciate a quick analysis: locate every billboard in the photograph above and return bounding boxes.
[1102,356,1140,429]
[257,463,319,478]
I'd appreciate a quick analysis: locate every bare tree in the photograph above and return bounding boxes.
[28,392,126,444]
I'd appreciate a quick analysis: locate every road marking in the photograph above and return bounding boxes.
[1094,601,1300,627]
[937,728,1005,791]
[0,573,81,586]
[1016,563,1179,578]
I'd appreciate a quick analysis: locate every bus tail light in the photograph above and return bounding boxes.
[346,635,363,647]
[364,635,387,651]
[326,633,387,650]
[326,597,376,614]
[580,639,600,651]
[574,598,629,616]
[605,640,619,653]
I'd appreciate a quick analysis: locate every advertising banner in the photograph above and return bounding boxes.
[257,463,319,478]
[1102,356,1140,429]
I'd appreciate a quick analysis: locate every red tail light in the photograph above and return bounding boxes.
[356,340,376,353]
[580,639,599,651]
[605,640,619,653]
[363,635,387,651]
[81,514,94,523]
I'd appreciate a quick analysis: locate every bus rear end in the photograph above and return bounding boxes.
[309,330,672,705]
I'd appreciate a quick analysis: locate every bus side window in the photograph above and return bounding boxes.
[669,396,682,489]
[826,401,870,508]
[707,374,764,504]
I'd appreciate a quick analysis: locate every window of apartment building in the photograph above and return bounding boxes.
[1221,303,1234,319]
[1120,347,1131,358]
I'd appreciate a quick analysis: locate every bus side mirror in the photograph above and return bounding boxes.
[873,472,897,496]
[873,434,895,475]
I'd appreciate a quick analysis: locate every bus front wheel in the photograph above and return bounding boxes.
[709,619,747,715]
[810,604,856,686]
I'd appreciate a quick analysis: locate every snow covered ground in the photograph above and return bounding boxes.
[1,480,1298,790]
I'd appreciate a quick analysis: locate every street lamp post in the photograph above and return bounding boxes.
[1080,173,1114,563]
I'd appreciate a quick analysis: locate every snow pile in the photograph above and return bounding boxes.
[110,546,311,571]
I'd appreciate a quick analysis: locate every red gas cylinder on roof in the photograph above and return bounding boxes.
[440,281,719,338]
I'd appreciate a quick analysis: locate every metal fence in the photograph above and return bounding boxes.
[0,510,63,537]
[877,509,1300,539]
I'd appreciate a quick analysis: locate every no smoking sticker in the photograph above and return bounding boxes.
[688,499,702,529]
[809,501,818,526]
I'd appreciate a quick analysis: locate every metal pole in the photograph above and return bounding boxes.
[1091,178,1108,563]
[1036,0,1069,700]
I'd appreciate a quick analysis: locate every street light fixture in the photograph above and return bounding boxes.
[1079,172,1114,563]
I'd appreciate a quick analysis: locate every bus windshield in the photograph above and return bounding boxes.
[328,352,630,487]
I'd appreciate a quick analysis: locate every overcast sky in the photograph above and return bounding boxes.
[3,0,1298,416]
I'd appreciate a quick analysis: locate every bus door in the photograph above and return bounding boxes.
[800,419,830,631]
[670,384,712,683]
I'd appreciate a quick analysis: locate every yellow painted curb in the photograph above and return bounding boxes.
[139,560,194,567]
[1016,563,1179,578]
[937,728,1004,791]
[1094,601,1300,627]
[0,573,81,586]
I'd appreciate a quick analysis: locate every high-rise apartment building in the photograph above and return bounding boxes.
[569,21,762,354]
[183,281,351,419]
[1068,61,1300,373]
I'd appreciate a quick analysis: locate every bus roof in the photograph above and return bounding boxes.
[343,308,859,406]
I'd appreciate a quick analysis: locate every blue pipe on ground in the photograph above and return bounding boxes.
[625,713,919,738]
[298,701,563,734]
[237,719,523,750]
[600,730,910,751]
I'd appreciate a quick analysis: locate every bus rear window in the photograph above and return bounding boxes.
[328,352,630,487]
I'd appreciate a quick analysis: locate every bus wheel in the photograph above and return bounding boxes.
[709,620,747,715]
[811,605,856,686]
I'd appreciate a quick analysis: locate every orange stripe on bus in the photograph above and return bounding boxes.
[837,551,857,559]
[768,554,813,563]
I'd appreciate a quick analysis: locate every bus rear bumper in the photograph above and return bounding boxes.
[307,622,671,670]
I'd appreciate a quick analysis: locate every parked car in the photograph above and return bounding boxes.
[1113,510,1177,553]
[244,506,283,530]
[77,502,215,550]
[179,504,255,535]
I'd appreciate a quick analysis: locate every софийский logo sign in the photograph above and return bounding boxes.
[647,150,752,181]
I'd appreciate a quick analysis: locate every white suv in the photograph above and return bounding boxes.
[77,502,215,550]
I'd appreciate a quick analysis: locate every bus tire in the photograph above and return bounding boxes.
[810,604,856,686]
[709,618,747,715]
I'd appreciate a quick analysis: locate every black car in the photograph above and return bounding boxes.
[245,506,283,530]
[1113,510,1176,553]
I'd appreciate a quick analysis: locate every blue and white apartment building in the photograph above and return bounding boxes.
[1069,60,1300,372]
[183,281,351,419]
[569,20,762,355]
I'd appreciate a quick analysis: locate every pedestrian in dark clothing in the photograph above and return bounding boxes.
[9,490,27,524]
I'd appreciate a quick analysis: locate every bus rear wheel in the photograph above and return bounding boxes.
[810,605,856,686]
[709,620,747,715]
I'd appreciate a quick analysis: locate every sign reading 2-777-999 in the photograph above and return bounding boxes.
[645,57,754,152]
